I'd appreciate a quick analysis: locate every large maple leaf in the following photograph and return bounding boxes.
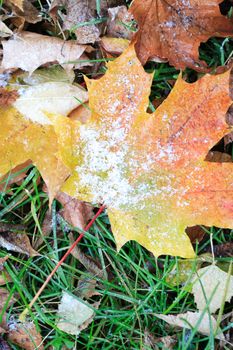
[51,45,232,258]
[130,0,233,70]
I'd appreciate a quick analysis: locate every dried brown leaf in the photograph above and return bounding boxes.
[185,226,206,243]
[211,242,233,258]
[0,161,31,193]
[5,0,41,25]
[100,37,130,55]
[130,0,233,70]
[2,32,88,74]
[77,275,100,299]
[0,256,11,286]
[0,88,18,108]
[56,192,93,229]
[143,330,177,350]
[8,321,44,350]
[0,232,38,256]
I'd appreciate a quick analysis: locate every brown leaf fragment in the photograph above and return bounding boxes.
[130,0,233,70]
[185,226,206,243]
[0,89,18,108]
[77,275,100,299]
[5,0,41,25]
[1,32,88,74]
[68,104,91,123]
[0,21,13,38]
[208,242,233,258]
[56,192,93,229]
[107,6,134,40]
[0,232,38,256]
[205,151,232,163]
[8,321,44,350]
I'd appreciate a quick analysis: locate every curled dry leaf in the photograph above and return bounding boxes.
[191,265,233,313]
[8,321,44,350]
[0,232,38,256]
[56,192,93,229]
[2,32,88,74]
[130,0,233,70]
[57,291,99,335]
[155,312,225,340]
[0,81,87,204]
[51,45,233,258]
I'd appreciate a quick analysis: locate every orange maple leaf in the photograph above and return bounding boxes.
[130,0,233,70]
[51,45,232,258]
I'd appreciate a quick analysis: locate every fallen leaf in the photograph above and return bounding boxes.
[8,321,44,350]
[56,192,93,229]
[191,265,233,313]
[155,312,225,339]
[0,232,38,256]
[51,45,233,258]
[0,288,15,309]
[206,151,232,163]
[2,32,88,74]
[21,66,75,86]
[107,6,134,39]
[130,0,233,70]
[101,37,130,55]
[0,80,87,203]
[5,0,41,25]
[77,275,100,299]
[68,104,91,123]
[57,292,99,335]
[211,242,233,257]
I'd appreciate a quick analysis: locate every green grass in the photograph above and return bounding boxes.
[0,0,233,349]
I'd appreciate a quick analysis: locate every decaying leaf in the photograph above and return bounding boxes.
[0,81,87,203]
[8,321,44,350]
[0,256,11,286]
[77,275,100,299]
[0,88,18,108]
[2,32,88,74]
[57,291,99,335]
[0,288,15,309]
[5,0,41,25]
[0,161,32,193]
[191,265,233,313]
[51,45,233,258]
[155,312,225,340]
[56,192,93,229]
[130,0,233,70]
[185,226,206,244]
[0,232,38,256]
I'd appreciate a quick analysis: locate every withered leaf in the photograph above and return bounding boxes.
[0,232,38,256]
[2,32,88,74]
[8,321,44,350]
[130,0,233,70]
